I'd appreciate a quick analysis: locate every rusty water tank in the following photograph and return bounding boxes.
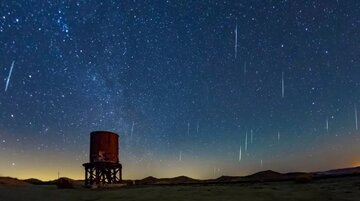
[90,131,119,163]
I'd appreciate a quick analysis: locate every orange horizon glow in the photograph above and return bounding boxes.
[3,162,360,182]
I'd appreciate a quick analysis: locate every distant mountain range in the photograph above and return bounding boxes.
[0,177,31,186]
[134,166,360,185]
[316,166,360,176]
[1,166,360,186]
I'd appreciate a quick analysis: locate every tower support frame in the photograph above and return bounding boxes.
[83,162,122,186]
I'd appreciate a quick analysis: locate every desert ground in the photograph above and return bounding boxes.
[1,176,360,201]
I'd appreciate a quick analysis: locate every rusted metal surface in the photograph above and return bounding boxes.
[90,131,119,163]
[84,131,122,185]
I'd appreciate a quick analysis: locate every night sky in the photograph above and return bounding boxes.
[1,1,360,180]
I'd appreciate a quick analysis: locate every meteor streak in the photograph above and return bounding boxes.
[5,61,15,92]
[238,145,242,161]
[234,24,238,59]
[281,72,284,98]
[355,105,358,130]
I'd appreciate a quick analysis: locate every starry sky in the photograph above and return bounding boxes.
[0,0,360,180]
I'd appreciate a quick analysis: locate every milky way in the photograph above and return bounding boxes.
[0,1,360,180]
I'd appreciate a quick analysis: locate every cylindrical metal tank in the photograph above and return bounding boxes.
[90,131,119,163]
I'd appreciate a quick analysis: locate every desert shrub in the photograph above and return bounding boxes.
[56,178,75,189]
[122,180,134,186]
[295,174,313,184]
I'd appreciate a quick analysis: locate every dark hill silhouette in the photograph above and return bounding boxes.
[2,166,360,186]
[316,166,360,176]
[157,176,198,184]
[244,170,282,181]
[23,178,43,185]
[137,176,158,185]
[0,177,31,186]
[136,175,198,185]
[213,175,240,182]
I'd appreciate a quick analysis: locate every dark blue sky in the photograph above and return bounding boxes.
[0,0,360,180]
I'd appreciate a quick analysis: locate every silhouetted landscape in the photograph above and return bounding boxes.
[1,166,360,201]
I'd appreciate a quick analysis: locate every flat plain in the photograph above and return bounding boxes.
[1,176,360,201]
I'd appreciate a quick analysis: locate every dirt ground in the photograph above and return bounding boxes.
[1,176,360,201]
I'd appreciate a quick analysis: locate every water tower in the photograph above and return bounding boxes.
[83,131,122,185]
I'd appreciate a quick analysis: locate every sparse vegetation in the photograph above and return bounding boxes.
[295,174,314,184]
[1,176,360,201]
[56,178,76,189]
